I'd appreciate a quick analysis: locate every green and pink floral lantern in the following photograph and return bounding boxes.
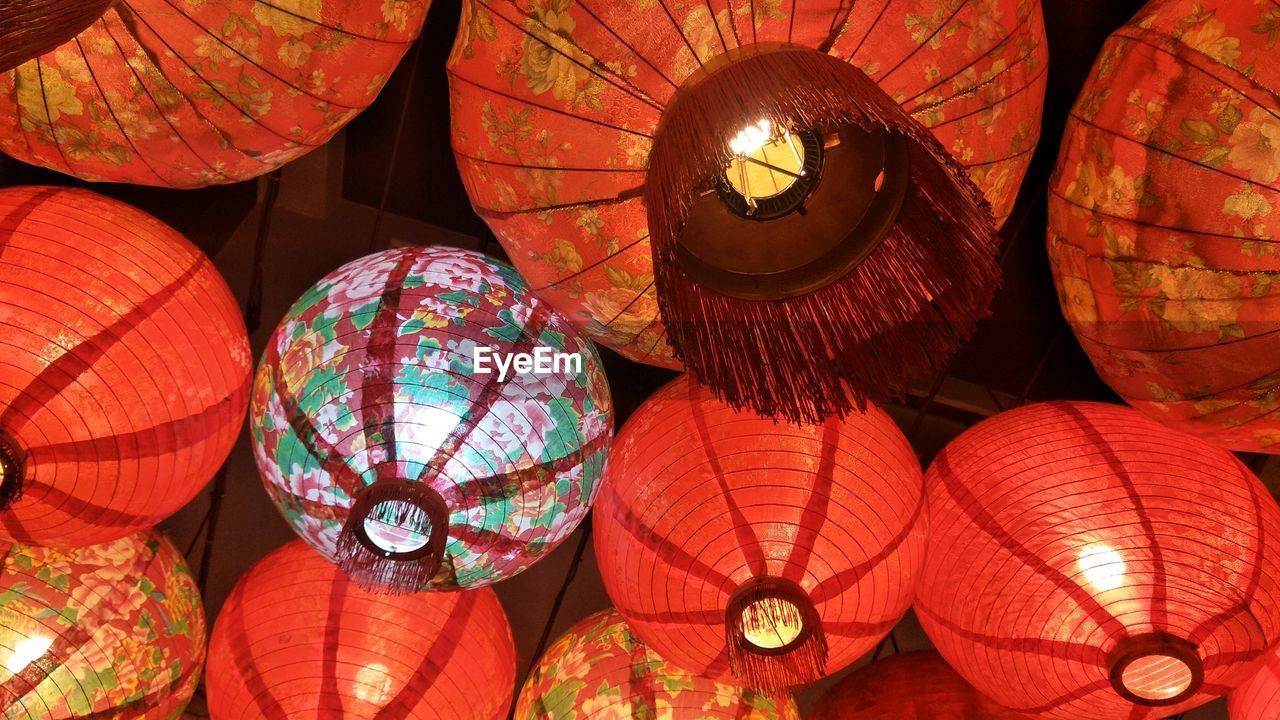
[251,246,613,594]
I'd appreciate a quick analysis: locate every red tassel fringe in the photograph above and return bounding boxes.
[726,577,828,688]
[336,479,449,595]
[0,0,115,73]
[647,45,999,424]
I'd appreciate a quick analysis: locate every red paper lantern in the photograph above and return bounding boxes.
[0,529,206,719]
[1048,0,1280,453]
[1231,646,1280,720]
[448,0,1047,422]
[593,374,926,687]
[0,0,430,187]
[811,651,1032,720]
[206,540,516,719]
[916,401,1280,719]
[516,608,799,719]
[0,186,250,547]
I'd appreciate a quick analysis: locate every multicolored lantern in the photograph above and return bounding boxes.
[811,651,1032,720]
[593,374,925,687]
[448,0,1048,422]
[251,246,613,593]
[1048,0,1280,453]
[206,540,516,719]
[0,530,206,718]
[916,401,1280,719]
[1231,645,1280,720]
[0,186,250,547]
[0,0,430,187]
[516,609,799,719]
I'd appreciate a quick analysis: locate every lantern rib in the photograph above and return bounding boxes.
[631,315,670,362]
[33,59,78,177]
[875,0,971,83]
[243,0,419,44]
[573,0,680,90]
[318,575,349,713]
[908,47,1046,123]
[356,253,418,469]
[600,281,656,328]
[1013,678,1114,715]
[454,151,648,173]
[532,234,650,291]
[268,358,367,497]
[220,593,299,718]
[1117,26,1280,106]
[807,493,925,603]
[841,0,893,63]
[653,0,704,68]
[780,419,839,579]
[472,186,647,217]
[71,36,170,186]
[690,396,770,578]
[370,592,480,720]
[1049,187,1280,246]
[963,143,1037,169]
[902,9,1035,105]
[446,73,656,137]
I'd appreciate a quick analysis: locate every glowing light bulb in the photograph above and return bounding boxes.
[5,636,51,674]
[740,596,804,650]
[729,119,773,157]
[353,663,393,704]
[1077,544,1126,592]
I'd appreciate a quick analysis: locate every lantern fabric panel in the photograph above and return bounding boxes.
[0,530,206,719]
[1231,646,1280,720]
[251,246,613,592]
[916,401,1280,719]
[0,0,429,188]
[593,374,926,686]
[448,0,1047,366]
[0,186,251,547]
[206,540,516,720]
[515,608,799,719]
[1048,0,1280,452]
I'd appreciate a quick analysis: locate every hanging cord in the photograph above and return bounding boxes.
[244,168,283,335]
[196,465,229,593]
[367,38,425,254]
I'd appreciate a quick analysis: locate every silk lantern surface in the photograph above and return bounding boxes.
[0,530,206,718]
[1049,0,1280,453]
[593,374,926,687]
[206,540,516,720]
[916,401,1280,719]
[516,609,799,719]
[0,186,250,547]
[251,246,613,593]
[1231,645,1280,720]
[811,650,1032,720]
[448,0,1047,368]
[0,0,430,187]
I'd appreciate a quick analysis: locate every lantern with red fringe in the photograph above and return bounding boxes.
[516,608,799,719]
[593,374,925,688]
[0,186,250,548]
[206,540,516,719]
[812,651,1032,720]
[1049,0,1280,453]
[1231,645,1280,720]
[448,0,1048,422]
[916,401,1280,719]
[0,0,430,187]
[251,246,613,594]
[0,530,206,718]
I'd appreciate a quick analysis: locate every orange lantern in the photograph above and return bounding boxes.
[516,609,799,719]
[206,540,517,719]
[0,186,250,547]
[0,0,430,187]
[916,401,1280,719]
[448,0,1048,422]
[1231,646,1280,720]
[593,374,926,688]
[1048,0,1280,453]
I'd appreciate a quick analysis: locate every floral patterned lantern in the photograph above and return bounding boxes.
[593,374,925,688]
[448,0,1048,423]
[0,0,430,187]
[0,530,205,718]
[811,651,1032,720]
[1049,0,1280,453]
[0,186,251,547]
[206,540,516,719]
[516,608,799,719]
[1230,645,1280,720]
[916,401,1280,719]
[251,246,613,593]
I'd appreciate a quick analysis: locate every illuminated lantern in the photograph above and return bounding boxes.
[916,401,1280,719]
[812,651,1031,720]
[0,0,430,187]
[1048,0,1280,453]
[251,246,613,593]
[448,0,1048,422]
[0,530,206,718]
[206,540,516,719]
[0,186,251,547]
[516,608,799,719]
[1231,646,1280,720]
[593,374,925,687]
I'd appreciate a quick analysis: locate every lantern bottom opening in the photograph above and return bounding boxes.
[1108,633,1203,706]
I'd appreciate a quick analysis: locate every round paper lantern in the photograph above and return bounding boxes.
[207,540,516,720]
[0,0,430,187]
[811,651,1031,720]
[516,608,799,719]
[1048,0,1280,453]
[448,0,1048,422]
[0,185,251,547]
[0,530,206,718]
[916,400,1280,719]
[1231,645,1280,720]
[251,246,613,593]
[593,374,925,687]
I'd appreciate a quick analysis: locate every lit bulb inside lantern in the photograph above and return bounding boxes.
[1120,653,1194,702]
[5,635,51,674]
[1077,544,1126,592]
[353,662,394,704]
[724,119,807,208]
[740,596,804,650]
[729,119,774,157]
[363,499,432,554]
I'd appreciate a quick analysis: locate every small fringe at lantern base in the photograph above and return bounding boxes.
[726,577,828,688]
[0,0,115,72]
[336,479,449,595]
[647,44,999,424]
